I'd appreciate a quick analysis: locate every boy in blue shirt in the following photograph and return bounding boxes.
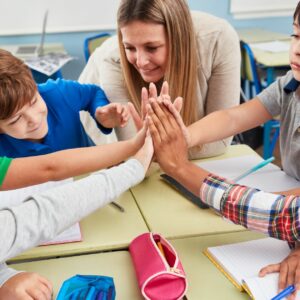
[0,49,129,158]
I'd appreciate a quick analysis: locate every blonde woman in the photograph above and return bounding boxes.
[80,0,240,158]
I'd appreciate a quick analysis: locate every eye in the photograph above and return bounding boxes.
[30,97,38,106]
[291,34,299,38]
[8,115,21,125]
[124,45,135,52]
[146,46,158,52]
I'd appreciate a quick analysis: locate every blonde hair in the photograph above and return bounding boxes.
[117,0,198,126]
[0,49,36,120]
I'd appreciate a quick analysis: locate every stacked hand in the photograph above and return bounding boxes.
[95,103,130,128]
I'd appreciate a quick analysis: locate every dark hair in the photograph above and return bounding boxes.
[0,49,36,120]
[294,1,300,25]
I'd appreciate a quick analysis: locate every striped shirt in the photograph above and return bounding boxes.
[200,175,300,243]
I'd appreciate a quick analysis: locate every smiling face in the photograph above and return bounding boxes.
[290,21,300,81]
[0,92,48,142]
[121,20,168,83]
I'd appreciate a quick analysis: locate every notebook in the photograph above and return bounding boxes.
[204,238,300,299]
[160,154,299,209]
[15,10,48,58]
[0,179,82,245]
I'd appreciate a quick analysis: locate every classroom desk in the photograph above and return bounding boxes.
[236,28,290,85]
[10,251,143,300]
[172,230,266,300]
[10,190,149,263]
[10,231,265,300]
[130,144,254,240]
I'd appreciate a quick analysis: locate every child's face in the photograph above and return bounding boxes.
[290,21,300,81]
[0,92,48,142]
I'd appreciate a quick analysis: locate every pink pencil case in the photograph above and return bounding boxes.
[129,233,187,300]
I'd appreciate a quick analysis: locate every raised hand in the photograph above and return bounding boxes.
[95,103,130,128]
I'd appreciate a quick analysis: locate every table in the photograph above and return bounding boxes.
[236,28,290,84]
[130,145,254,240]
[10,190,149,262]
[172,231,266,300]
[10,251,143,300]
[10,231,266,300]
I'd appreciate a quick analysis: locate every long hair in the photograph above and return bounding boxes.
[117,0,198,126]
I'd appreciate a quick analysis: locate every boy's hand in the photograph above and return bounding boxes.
[95,103,130,128]
[0,272,52,300]
[259,247,300,300]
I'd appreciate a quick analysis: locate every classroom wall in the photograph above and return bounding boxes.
[0,0,293,81]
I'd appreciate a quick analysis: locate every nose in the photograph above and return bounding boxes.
[26,110,40,128]
[136,50,149,68]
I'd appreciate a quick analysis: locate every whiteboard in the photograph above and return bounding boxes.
[0,0,120,35]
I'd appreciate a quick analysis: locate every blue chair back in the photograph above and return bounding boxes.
[84,33,111,62]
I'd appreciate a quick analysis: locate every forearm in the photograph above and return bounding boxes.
[2,140,137,190]
[168,161,210,197]
[201,175,300,242]
[0,159,145,261]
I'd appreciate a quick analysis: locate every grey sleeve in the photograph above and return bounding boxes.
[257,72,292,117]
[0,159,145,262]
[0,263,21,287]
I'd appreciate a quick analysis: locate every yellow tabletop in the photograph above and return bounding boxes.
[10,190,149,262]
[236,28,290,68]
[131,145,255,239]
[10,230,265,300]
[10,251,143,300]
[236,28,290,44]
[172,230,266,300]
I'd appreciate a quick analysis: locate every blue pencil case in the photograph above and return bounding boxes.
[56,274,116,300]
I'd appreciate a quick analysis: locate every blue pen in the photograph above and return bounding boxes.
[233,156,275,182]
[271,284,296,300]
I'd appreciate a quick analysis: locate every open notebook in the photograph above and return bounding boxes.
[0,179,82,245]
[161,154,300,209]
[204,238,300,299]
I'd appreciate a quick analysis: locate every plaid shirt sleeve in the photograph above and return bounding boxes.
[200,174,300,243]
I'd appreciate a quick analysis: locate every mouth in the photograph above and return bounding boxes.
[291,62,300,70]
[138,66,159,74]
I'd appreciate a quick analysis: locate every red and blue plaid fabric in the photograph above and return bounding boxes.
[200,174,300,243]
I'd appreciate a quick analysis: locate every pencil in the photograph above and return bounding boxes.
[233,156,275,182]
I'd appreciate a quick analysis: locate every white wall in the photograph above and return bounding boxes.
[0,0,120,35]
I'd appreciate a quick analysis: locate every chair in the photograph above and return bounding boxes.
[83,33,111,62]
[240,40,280,159]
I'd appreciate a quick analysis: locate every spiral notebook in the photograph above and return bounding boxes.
[0,179,82,245]
[204,238,300,299]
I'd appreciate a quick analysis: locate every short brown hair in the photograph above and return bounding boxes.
[0,49,36,120]
[294,1,300,25]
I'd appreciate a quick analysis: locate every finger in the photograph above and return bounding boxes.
[116,103,122,115]
[163,97,186,130]
[160,81,170,99]
[148,101,169,139]
[141,87,149,119]
[128,102,143,130]
[278,263,289,292]
[173,96,183,112]
[39,276,53,294]
[149,82,158,98]
[147,104,168,142]
[147,115,162,147]
[259,264,281,277]
[27,287,47,300]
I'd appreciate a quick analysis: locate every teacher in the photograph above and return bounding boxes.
[80,0,241,158]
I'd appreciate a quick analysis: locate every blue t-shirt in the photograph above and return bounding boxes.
[0,79,111,158]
